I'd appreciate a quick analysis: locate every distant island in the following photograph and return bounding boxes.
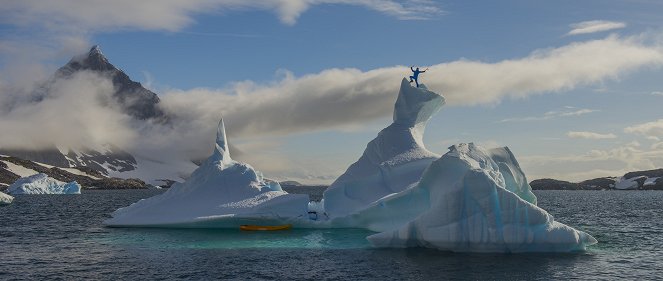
[530,168,663,190]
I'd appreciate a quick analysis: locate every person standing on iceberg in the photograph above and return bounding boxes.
[409,66,428,87]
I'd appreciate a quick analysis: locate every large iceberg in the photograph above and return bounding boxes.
[7,173,81,195]
[366,143,596,252]
[323,78,444,218]
[321,79,594,252]
[0,191,13,205]
[105,78,596,252]
[104,119,310,227]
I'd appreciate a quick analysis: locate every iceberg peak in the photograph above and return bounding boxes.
[393,78,444,128]
[104,118,309,228]
[211,118,231,164]
[322,78,446,218]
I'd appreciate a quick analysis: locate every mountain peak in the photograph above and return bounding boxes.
[51,45,167,121]
[89,45,103,56]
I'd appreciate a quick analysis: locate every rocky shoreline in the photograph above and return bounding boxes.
[530,169,663,190]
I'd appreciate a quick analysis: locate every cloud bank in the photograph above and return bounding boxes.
[159,35,663,141]
[568,20,626,35]
[0,71,136,150]
[625,119,663,140]
[521,140,663,181]
[567,131,617,139]
[499,107,598,123]
[0,0,441,31]
[1,32,663,181]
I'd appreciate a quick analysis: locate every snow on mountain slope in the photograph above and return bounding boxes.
[2,160,39,177]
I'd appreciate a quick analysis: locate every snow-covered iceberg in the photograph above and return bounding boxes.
[367,143,597,252]
[323,78,444,218]
[7,173,81,195]
[0,191,13,205]
[104,119,310,227]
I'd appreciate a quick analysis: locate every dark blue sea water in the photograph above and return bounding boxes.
[1,189,662,280]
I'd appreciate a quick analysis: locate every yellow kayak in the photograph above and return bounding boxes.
[240,224,292,231]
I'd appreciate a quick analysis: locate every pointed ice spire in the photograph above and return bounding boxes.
[212,118,232,163]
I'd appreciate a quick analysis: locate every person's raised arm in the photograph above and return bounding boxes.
[421,67,429,73]
[410,66,415,72]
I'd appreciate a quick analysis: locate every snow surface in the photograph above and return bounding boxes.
[104,119,309,227]
[323,78,444,218]
[0,191,13,205]
[644,177,659,186]
[7,173,81,195]
[366,143,596,252]
[1,161,39,177]
[34,161,102,179]
[615,176,642,190]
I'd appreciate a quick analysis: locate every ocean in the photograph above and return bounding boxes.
[1,189,661,280]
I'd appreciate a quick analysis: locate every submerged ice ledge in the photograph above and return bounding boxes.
[105,78,596,253]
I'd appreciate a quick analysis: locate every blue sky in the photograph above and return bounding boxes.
[2,0,663,183]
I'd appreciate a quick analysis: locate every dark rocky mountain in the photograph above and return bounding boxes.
[54,45,166,121]
[1,145,137,176]
[530,168,663,190]
[279,180,303,187]
[0,155,149,190]
[1,45,160,175]
[529,178,582,190]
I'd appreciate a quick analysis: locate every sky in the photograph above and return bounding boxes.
[1,0,663,184]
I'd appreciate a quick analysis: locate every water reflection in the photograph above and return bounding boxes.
[101,228,375,250]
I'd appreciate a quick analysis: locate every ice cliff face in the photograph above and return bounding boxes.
[323,78,445,218]
[7,173,81,195]
[104,119,309,227]
[367,143,596,252]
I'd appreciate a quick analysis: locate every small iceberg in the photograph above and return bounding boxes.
[104,119,310,227]
[7,173,81,195]
[0,191,13,205]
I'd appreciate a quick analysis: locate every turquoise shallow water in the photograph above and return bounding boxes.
[1,189,662,280]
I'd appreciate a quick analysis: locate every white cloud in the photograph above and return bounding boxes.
[521,140,663,181]
[1,32,663,182]
[568,20,626,36]
[651,142,663,150]
[567,131,617,139]
[430,35,663,106]
[149,34,663,166]
[499,108,598,123]
[0,0,441,31]
[158,34,663,139]
[651,91,663,96]
[624,119,663,138]
[0,71,136,150]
